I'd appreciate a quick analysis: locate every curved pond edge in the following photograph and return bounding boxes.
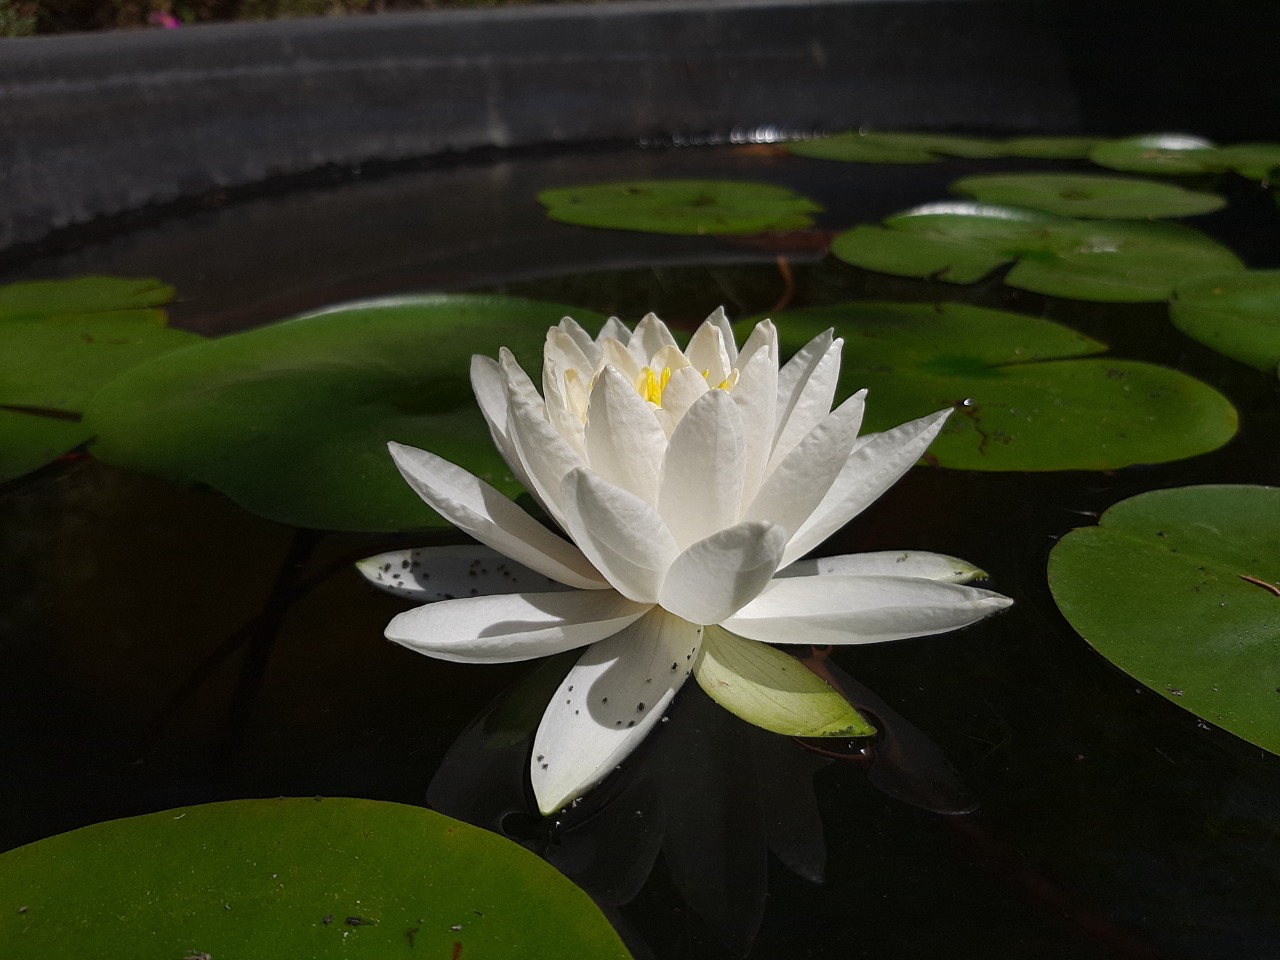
[0,0,1079,251]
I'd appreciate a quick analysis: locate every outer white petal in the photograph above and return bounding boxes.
[659,520,788,625]
[706,306,738,367]
[685,320,732,386]
[722,574,1012,646]
[657,389,746,548]
[544,328,592,390]
[628,312,678,363]
[470,355,532,489]
[744,390,865,538]
[780,550,989,584]
[387,589,650,663]
[599,337,642,383]
[560,467,679,604]
[555,316,601,366]
[530,607,701,814]
[503,357,587,527]
[730,327,779,505]
[387,442,605,589]
[583,365,666,503]
[736,318,776,371]
[358,545,565,602]
[769,334,843,474]
[781,408,951,567]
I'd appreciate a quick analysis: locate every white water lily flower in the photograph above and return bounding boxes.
[374,309,1011,814]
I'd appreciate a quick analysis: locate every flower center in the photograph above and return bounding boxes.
[636,364,738,408]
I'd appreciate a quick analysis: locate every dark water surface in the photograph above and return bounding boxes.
[2,143,1279,960]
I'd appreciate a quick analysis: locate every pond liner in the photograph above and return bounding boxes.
[0,0,1078,253]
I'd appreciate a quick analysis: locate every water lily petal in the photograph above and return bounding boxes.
[560,467,679,603]
[554,316,601,367]
[744,389,865,537]
[781,408,951,567]
[628,312,679,364]
[357,545,567,602]
[653,365,709,436]
[584,364,666,503]
[737,318,776,371]
[729,326,779,505]
[530,607,701,814]
[694,625,874,737]
[769,333,842,474]
[686,319,733,387]
[542,354,587,459]
[707,306,738,367]
[470,354,534,488]
[599,337,642,383]
[387,588,650,663]
[658,389,746,547]
[597,316,633,346]
[503,355,587,526]
[544,327,593,390]
[388,442,605,589]
[723,574,1012,645]
[659,520,788,624]
[781,550,989,584]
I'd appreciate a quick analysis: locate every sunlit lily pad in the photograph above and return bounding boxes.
[950,173,1225,219]
[762,301,1237,471]
[1091,134,1280,182]
[830,201,1244,301]
[537,180,822,235]
[0,797,631,959]
[0,276,196,483]
[86,295,606,531]
[786,131,1006,164]
[1048,485,1280,756]
[1172,271,1280,376]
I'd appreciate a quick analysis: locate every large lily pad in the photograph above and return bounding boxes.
[0,797,631,959]
[762,302,1237,471]
[1048,485,1280,756]
[86,295,606,531]
[950,173,1225,219]
[829,201,1244,302]
[1171,271,1280,375]
[786,131,1006,164]
[537,180,822,235]
[0,276,197,483]
[1091,134,1280,183]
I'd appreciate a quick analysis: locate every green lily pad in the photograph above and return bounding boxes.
[0,797,631,959]
[829,201,1244,302]
[950,173,1225,219]
[762,301,1237,471]
[785,131,1006,164]
[998,136,1103,159]
[0,276,196,483]
[1090,134,1280,182]
[85,295,606,532]
[1171,271,1280,375]
[537,180,822,235]
[695,625,875,738]
[1048,485,1280,756]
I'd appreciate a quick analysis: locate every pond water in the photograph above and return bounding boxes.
[2,141,1279,960]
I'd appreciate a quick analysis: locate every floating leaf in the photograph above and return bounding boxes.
[537,180,822,235]
[1048,485,1280,756]
[950,173,1225,219]
[1089,133,1219,176]
[998,136,1103,159]
[0,276,195,483]
[786,131,1005,164]
[85,295,605,532]
[0,797,632,959]
[761,301,1237,471]
[1171,271,1280,375]
[695,626,875,738]
[830,201,1244,302]
[1091,134,1280,182]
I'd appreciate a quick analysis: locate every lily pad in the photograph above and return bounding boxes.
[786,131,1006,164]
[829,201,1244,302]
[950,173,1225,219]
[0,797,631,959]
[537,180,822,235]
[1048,485,1280,756]
[1091,134,1280,183]
[1171,271,1280,375]
[0,276,196,483]
[85,295,606,532]
[762,301,1237,471]
[998,136,1103,160]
